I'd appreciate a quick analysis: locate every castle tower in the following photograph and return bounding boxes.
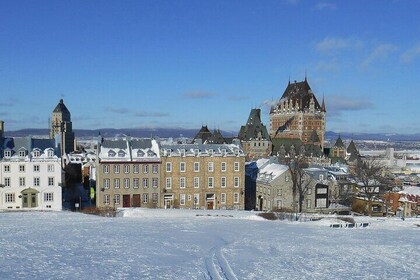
[50,99,75,155]
[270,78,326,149]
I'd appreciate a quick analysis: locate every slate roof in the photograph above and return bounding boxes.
[310,130,321,143]
[347,140,358,154]
[1,137,58,158]
[274,79,324,112]
[193,125,213,143]
[238,109,270,140]
[271,138,323,158]
[333,136,345,148]
[53,99,70,114]
[207,129,226,144]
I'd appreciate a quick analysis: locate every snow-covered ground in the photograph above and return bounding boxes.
[1,209,419,280]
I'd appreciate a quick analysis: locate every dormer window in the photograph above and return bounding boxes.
[33,150,41,157]
[108,150,116,157]
[4,150,11,157]
[137,150,145,157]
[47,149,54,158]
[118,150,126,157]
[147,150,155,157]
[19,150,27,157]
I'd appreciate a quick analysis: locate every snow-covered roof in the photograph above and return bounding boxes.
[257,162,289,183]
[399,186,420,196]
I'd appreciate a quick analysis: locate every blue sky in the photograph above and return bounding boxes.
[1,0,419,135]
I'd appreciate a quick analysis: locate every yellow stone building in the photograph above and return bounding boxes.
[160,143,246,210]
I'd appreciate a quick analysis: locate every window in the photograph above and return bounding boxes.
[233,193,240,204]
[44,192,54,202]
[114,178,120,189]
[152,178,158,188]
[19,150,26,157]
[166,177,172,189]
[114,194,120,204]
[234,177,240,188]
[5,193,15,203]
[221,162,226,172]
[4,178,10,187]
[19,177,25,187]
[19,165,25,172]
[316,198,327,208]
[47,149,54,157]
[124,178,130,189]
[221,177,226,188]
[143,164,149,174]
[208,177,213,188]
[194,162,200,172]
[166,162,172,172]
[234,162,240,172]
[306,199,312,209]
[142,193,149,204]
[152,193,158,203]
[103,165,109,174]
[124,165,130,174]
[33,150,40,157]
[143,178,149,188]
[188,195,192,201]
[180,177,186,189]
[277,200,282,208]
[317,188,327,194]
[208,162,214,172]
[114,165,120,174]
[180,162,186,172]
[33,165,40,172]
[108,150,116,157]
[104,179,110,189]
[268,189,271,196]
[34,177,40,187]
[180,194,186,205]
[133,178,139,189]
[4,165,10,172]
[133,164,139,174]
[48,164,54,172]
[319,174,324,181]
[277,189,282,196]
[118,150,125,157]
[104,194,110,205]
[194,193,200,206]
[307,188,312,195]
[48,177,54,186]
[194,177,199,189]
[4,150,11,157]
[220,193,226,204]
[285,175,289,182]
[152,164,158,174]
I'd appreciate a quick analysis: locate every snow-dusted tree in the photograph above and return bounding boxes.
[351,159,386,216]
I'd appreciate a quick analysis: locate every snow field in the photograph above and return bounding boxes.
[0,209,419,280]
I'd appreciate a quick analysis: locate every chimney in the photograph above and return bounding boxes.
[0,120,4,141]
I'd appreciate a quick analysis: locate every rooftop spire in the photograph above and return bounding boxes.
[321,95,326,112]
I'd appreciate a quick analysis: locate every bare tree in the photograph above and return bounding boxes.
[351,158,386,216]
[287,156,311,213]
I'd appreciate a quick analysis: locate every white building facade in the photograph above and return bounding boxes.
[0,137,62,211]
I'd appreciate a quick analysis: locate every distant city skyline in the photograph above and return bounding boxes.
[1,0,419,134]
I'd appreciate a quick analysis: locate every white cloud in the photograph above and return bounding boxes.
[183,91,217,99]
[400,43,420,63]
[327,96,373,117]
[361,43,397,68]
[315,37,363,53]
[314,2,336,11]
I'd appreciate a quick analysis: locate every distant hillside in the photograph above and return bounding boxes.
[5,128,419,141]
[325,131,420,141]
[5,127,238,139]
